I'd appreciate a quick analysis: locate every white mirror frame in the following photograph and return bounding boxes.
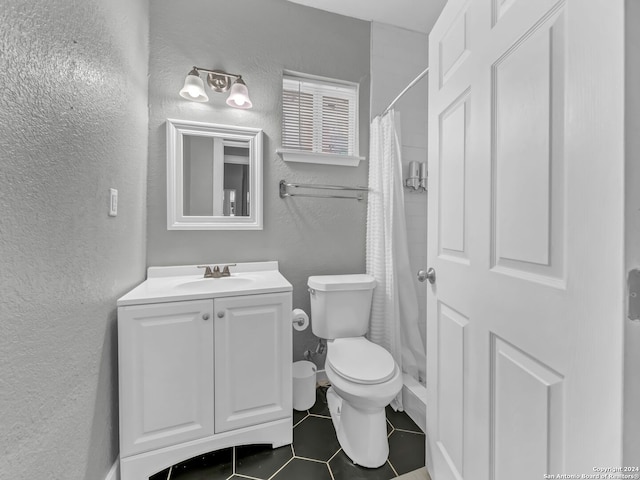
[166,118,263,230]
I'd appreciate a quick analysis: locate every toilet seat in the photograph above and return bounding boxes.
[327,337,396,385]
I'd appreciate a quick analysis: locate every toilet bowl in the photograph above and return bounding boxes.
[324,338,403,468]
[308,274,402,468]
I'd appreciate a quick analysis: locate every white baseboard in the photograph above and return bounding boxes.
[105,458,120,480]
[402,373,427,433]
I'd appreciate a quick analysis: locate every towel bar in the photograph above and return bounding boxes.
[279,180,368,201]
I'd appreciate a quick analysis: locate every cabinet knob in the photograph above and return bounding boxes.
[217,311,225,318]
[202,313,210,321]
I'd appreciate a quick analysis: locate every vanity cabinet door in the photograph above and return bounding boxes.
[118,299,214,457]
[214,292,292,433]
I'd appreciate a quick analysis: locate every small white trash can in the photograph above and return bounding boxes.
[292,360,317,411]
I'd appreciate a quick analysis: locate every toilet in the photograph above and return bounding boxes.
[308,274,402,468]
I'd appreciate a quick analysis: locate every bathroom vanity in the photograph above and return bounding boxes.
[116,262,292,480]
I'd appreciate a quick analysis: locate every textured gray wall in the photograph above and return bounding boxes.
[370,22,429,374]
[0,1,149,479]
[148,0,370,366]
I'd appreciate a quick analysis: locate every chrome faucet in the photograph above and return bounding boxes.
[197,264,236,278]
[221,264,235,276]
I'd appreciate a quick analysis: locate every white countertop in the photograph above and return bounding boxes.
[117,261,292,307]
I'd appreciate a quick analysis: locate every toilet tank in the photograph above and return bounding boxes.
[307,274,376,340]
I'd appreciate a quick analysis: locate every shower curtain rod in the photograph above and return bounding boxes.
[381,66,429,116]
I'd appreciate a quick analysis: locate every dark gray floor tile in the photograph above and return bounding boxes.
[308,386,330,417]
[235,444,293,479]
[387,430,426,475]
[170,448,233,480]
[385,406,423,433]
[329,450,397,480]
[293,415,340,461]
[271,458,332,480]
[293,408,308,426]
[155,387,426,479]
[149,467,170,480]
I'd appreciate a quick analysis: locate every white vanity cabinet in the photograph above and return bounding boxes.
[214,292,290,433]
[117,262,293,480]
[118,299,215,457]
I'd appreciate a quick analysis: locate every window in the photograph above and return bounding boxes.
[278,73,363,166]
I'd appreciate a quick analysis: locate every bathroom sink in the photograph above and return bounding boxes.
[117,262,293,306]
[175,276,254,293]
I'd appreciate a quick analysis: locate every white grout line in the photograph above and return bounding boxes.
[232,474,263,480]
[292,454,332,465]
[267,455,295,480]
[327,461,336,480]
[307,413,332,419]
[393,428,426,435]
[326,448,342,463]
[232,446,236,474]
[293,411,309,427]
[388,459,400,477]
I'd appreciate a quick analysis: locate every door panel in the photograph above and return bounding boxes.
[492,0,564,30]
[491,7,566,285]
[427,0,625,478]
[494,24,552,266]
[491,336,564,480]
[436,303,468,480]
[439,91,470,263]
[214,292,292,433]
[118,300,214,457]
[440,5,470,88]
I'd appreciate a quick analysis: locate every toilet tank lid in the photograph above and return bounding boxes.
[308,274,376,291]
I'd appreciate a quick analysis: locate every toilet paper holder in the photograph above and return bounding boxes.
[291,308,310,331]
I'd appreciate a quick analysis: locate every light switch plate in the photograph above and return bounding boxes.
[109,188,118,217]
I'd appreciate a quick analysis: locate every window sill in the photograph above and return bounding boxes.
[276,149,365,167]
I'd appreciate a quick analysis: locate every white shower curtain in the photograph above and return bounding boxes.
[366,110,426,410]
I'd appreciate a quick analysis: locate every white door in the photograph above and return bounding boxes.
[118,299,215,457]
[214,292,292,433]
[426,0,625,479]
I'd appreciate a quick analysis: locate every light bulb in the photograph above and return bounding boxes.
[179,68,209,103]
[226,78,252,109]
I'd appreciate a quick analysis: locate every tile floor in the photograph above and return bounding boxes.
[150,386,425,480]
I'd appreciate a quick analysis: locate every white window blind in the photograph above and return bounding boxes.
[282,74,358,157]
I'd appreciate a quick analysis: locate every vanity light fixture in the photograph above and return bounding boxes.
[179,66,253,109]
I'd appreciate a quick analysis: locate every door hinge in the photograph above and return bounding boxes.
[628,269,640,321]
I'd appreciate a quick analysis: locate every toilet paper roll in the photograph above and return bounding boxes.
[292,308,309,331]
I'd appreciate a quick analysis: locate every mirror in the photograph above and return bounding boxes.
[166,119,263,230]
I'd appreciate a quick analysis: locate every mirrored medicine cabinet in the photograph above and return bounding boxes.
[166,119,263,230]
